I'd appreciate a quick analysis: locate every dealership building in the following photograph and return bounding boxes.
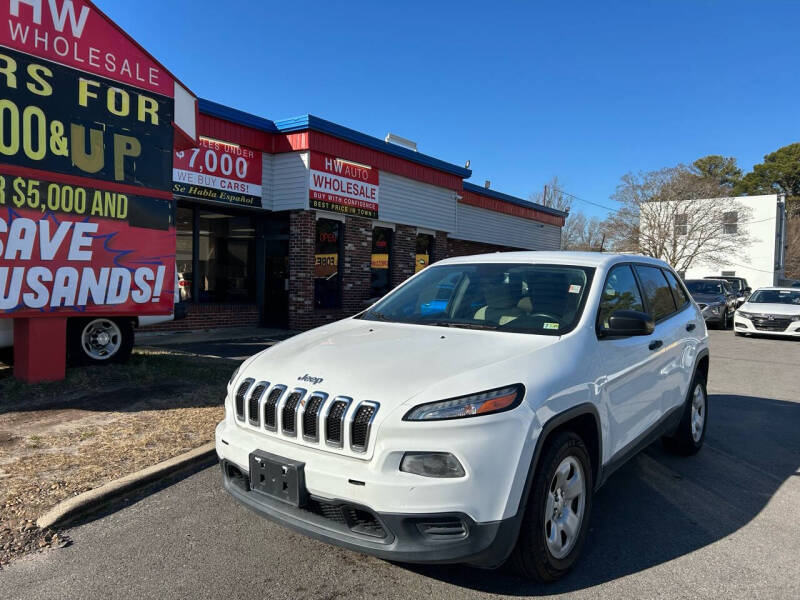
[166,99,566,331]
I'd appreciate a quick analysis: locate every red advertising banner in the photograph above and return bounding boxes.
[1,0,174,97]
[0,173,175,317]
[173,137,263,208]
[0,0,194,322]
[309,153,379,219]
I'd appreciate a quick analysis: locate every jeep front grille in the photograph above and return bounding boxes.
[264,386,284,431]
[325,398,351,448]
[234,379,254,421]
[247,382,268,426]
[302,393,327,442]
[351,402,379,452]
[234,383,377,454]
[281,390,304,436]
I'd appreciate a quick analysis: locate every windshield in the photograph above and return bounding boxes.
[359,263,595,335]
[748,290,800,305]
[686,280,723,295]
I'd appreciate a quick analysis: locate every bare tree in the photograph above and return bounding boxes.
[606,166,754,273]
[561,212,607,251]
[530,176,572,213]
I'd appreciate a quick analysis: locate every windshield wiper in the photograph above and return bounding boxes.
[428,321,498,331]
[367,310,392,321]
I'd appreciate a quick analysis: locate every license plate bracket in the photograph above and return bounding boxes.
[249,450,308,507]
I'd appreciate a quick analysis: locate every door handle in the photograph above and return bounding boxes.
[686,323,696,331]
[648,339,663,351]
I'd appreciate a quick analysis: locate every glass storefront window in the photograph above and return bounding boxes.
[176,207,193,301]
[415,233,434,273]
[371,227,393,297]
[197,211,256,303]
[315,219,342,309]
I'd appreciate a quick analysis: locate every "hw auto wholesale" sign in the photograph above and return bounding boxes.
[309,153,379,219]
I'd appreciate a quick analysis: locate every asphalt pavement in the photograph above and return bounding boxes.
[2,330,799,599]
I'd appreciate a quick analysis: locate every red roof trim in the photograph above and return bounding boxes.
[461,189,565,226]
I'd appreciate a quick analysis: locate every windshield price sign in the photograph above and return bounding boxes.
[173,137,263,208]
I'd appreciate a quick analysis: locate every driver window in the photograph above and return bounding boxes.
[598,265,645,329]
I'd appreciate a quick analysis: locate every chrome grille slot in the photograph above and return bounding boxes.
[281,390,305,436]
[247,382,268,426]
[234,378,254,421]
[350,401,379,453]
[263,385,285,431]
[301,393,327,442]
[325,397,351,448]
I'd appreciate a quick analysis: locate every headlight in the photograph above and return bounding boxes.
[403,384,524,421]
[737,311,754,319]
[791,315,800,322]
[400,452,465,478]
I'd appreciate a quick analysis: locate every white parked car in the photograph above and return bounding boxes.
[216,252,709,582]
[734,287,800,338]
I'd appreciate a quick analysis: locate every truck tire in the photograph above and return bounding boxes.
[510,431,593,582]
[68,318,134,366]
[662,373,707,456]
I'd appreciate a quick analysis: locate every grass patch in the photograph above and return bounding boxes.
[0,347,238,567]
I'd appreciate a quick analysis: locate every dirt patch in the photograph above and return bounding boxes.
[0,348,237,568]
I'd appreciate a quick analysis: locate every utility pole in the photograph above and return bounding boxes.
[542,185,549,207]
[599,234,606,252]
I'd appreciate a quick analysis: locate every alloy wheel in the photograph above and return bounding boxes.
[81,319,122,361]
[690,384,706,442]
[544,456,586,559]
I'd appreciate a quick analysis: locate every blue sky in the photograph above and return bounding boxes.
[101,0,799,219]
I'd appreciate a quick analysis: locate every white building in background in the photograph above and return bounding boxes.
[682,194,786,290]
[640,194,787,290]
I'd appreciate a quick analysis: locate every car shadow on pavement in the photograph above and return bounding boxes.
[401,393,800,595]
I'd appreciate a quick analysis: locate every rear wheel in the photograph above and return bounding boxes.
[509,431,593,582]
[663,374,707,455]
[68,318,134,366]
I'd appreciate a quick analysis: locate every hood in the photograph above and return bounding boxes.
[740,302,800,317]
[691,293,725,305]
[239,318,560,413]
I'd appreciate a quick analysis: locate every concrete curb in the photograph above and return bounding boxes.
[37,442,217,530]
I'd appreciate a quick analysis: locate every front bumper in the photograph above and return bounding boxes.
[734,316,800,337]
[700,306,725,323]
[219,459,521,567]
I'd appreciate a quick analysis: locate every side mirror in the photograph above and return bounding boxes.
[744,287,752,294]
[600,310,655,337]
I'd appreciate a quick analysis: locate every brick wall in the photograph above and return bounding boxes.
[434,231,448,264]
[446,237,520,258]
[391,224,417,288]
[288,211,373,330]
[141,303,259,332]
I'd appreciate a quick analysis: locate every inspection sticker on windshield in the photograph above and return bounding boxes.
[543,322,559,330]
[568,284,582,294]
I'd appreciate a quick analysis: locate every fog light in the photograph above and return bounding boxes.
[400,452,465,478]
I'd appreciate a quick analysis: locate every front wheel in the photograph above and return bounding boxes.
[68,318,134,366]
[509,431,593,582]
[662,375,707,455]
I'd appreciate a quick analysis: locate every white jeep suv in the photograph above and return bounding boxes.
[215,252,709,581]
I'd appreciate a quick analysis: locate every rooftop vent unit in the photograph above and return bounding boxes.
[385,133,417,152]
[484,180,491,189]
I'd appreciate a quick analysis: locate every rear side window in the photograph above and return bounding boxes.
[598,265,645,329]
[663,269,689,307]
[635,265,677,321]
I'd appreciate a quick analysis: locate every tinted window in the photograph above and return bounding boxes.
[686,280,723,295]
[748,289,800,304]
[371,227,393,297]
[663,269,689,307]
[598,265,645,329]
[635,265,677,321]
[314,219,342,309]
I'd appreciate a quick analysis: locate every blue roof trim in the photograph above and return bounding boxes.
[198,98,470,178]
[198,98,278,133]
[463,182,568,218]
[274,114,472,178]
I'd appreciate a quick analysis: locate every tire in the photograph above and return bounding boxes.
[662,374,707,456]
[509,431,593,582]
[67,318,134,366]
